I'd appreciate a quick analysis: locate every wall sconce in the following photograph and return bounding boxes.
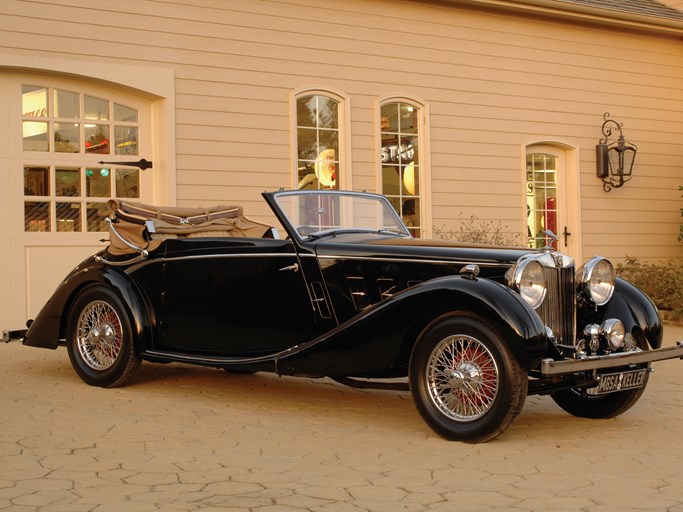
[596,112,637,192]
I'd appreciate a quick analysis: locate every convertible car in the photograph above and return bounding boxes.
[4,189,683,442]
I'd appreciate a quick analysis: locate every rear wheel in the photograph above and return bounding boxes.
[66,286,141,388]
[409,312,528,443]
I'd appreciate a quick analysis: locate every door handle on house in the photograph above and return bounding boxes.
[563,226,571,247]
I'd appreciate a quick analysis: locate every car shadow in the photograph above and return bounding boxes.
[20,354,649,444]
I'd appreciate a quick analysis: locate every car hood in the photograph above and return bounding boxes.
[312,233,534,266]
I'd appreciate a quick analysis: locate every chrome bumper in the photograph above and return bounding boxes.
[2,329,27,343]
[541,341,683,375]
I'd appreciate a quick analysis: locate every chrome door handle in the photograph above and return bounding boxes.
[279,263,299,272]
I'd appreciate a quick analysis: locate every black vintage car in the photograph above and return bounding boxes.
[4,190,683,442]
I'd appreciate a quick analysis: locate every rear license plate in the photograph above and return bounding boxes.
[588,369,647,395]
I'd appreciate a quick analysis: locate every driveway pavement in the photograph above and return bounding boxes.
[1,325,682,512]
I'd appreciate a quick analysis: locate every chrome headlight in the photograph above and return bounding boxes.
[601,319,625,350]
[580,256,615,306]
[508,258,547,309]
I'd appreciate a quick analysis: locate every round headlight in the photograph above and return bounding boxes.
[510,259,546,309]
[580,257,615,306]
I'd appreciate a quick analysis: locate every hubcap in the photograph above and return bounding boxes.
[427,334,499,421]
[76,300,123,370]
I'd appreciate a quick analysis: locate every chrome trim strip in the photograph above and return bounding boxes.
[316,254,511,268]
[540,342,683,375]
[125,252,298,273]
[144,349,280,365]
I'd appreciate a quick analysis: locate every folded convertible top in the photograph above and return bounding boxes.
[106,199,274,256]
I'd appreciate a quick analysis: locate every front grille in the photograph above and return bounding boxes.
[537,265,576,346]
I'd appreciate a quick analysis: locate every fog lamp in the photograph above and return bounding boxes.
[601,319,625,351]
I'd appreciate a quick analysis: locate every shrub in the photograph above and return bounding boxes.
[616,256,683,321]
[432,213,525,247]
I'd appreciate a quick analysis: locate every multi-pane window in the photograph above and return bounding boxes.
[526,153,558,250]
[21,84,141,232]
[381,101,421,236]
[296,94,340,190]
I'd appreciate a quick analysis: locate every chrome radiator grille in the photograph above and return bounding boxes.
[537,265,576,346]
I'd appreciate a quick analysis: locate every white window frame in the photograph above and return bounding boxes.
[376,95,431,238]
[290,86,351,191]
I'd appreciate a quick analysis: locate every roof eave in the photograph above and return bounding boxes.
[450,0,683,34]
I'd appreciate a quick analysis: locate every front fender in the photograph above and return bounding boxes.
[603,277,663,350]
[23,256,152,353]
[277,275,548,376]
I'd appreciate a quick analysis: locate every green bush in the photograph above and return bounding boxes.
[616,257,683,321]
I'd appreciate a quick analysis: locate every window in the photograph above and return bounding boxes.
[380,101,421,236]
[526,153,558,249]
[21,84,141,232]
[296,94,340,190]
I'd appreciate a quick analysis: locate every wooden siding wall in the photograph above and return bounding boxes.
[0,0,681,262]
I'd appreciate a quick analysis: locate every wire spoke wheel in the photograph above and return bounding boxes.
[76,300,123,370]
[410,312,527,443]
[427,335,499,421]
[67,286,141,388]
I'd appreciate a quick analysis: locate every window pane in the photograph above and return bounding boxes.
[402,163,419,196]
[22,85,48,118]
[25,202,50,232]
[318,129,339,155]
[297,95,338,129]
[297,161,316,189]
[84,96,109,120]
[114,103,137,122]
[297,96,316,128]
[23,121,49,151]
[382,166,400,196]
[56,202,81,232]
[526,153,558,249]
[54,122,80,152]
[85,124,110,154]
[297,127,318,160]
[401,198,420,228]
[55,168,80,197]
[86,168,111,197]
[87,202,109,232]
[315,96,338,129]
[54,90,79,119]
[116,168,140,198]
[380,103,399,133]
[115,126,138,155]
[24,167,50,196]
[399,104,418,134]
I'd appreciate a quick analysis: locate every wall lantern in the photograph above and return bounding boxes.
[596,112,637,192]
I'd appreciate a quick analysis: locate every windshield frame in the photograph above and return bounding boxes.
[263,190,412,243]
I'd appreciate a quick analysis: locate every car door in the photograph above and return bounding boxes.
[157,237,317,356]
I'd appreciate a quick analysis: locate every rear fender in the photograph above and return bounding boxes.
[277,275,548,376]
[23,258,152,353]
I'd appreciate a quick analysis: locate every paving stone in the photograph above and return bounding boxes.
[0,325,681,511]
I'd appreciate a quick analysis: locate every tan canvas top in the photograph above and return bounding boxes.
[106,200,274,256]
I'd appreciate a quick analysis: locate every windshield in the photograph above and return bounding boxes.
[271,190,411,240]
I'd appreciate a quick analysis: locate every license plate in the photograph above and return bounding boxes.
[588,369,647,395]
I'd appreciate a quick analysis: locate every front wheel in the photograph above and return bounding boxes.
[409,312,528,443]
[66,286,142,388]
[551,370,649,419]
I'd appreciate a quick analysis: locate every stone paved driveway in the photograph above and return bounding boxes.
[1,326,682,512]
